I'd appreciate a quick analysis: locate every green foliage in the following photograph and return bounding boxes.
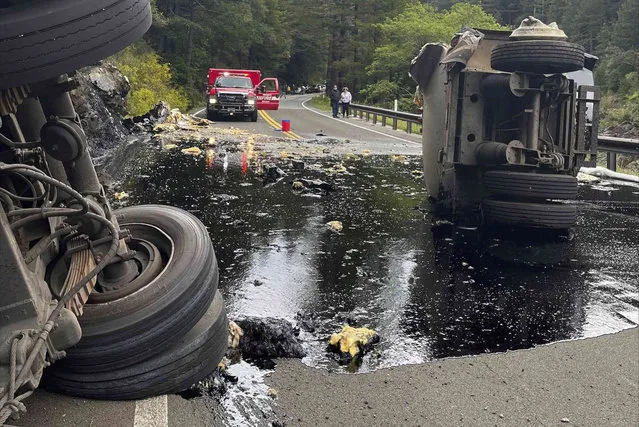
[309,95,331,111]
[113,41,189,116]
[129,0,634,127]
[359,81,400,106]
[600,72,639,127]
[608,0,639,49]
[591,0,639,127]
[594,48,639,92]
[362,2,506,106]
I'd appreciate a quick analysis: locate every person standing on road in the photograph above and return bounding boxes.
[340,87,352,118]
[330,85,341,118]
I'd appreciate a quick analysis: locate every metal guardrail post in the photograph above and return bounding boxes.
[393,118,398,130]
[607,152,617,171]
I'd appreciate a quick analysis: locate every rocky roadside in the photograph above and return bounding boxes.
[70,60,130,158]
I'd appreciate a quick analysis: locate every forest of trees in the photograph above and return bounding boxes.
[115,0,638,126]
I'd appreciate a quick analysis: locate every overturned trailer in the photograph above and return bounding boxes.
[411,18,599,229]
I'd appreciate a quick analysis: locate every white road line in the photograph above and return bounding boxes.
[193,108,205,117]
[133,395,168,427]
[301,98,421,145]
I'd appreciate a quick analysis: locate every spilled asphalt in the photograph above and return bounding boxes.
[101,127,639,425]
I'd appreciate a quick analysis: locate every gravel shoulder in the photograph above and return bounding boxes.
[268,328,638,426]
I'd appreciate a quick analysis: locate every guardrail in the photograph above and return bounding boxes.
[349,103,638,171]
[350,103,421,135]
[597,136,639,171]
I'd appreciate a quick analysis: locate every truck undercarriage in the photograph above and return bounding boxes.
[0,1,227,423]
[412,18,600,229]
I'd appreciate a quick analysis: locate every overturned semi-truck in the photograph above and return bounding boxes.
[411,17,599,229]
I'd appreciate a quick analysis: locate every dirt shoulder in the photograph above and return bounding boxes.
[268,328,638,426]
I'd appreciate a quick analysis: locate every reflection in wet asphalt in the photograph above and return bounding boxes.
[115,145,639,372]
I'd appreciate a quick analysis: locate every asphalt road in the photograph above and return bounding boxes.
[194,94,423,154]
[17,330,637,427]
[269,328,638,427]
[15,391,220,427]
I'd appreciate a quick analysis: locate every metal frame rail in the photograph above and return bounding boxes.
[350,103,638,171]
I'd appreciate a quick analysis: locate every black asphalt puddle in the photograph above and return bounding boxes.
[112,143,639,373]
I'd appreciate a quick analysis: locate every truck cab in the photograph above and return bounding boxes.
[206,69,280,121]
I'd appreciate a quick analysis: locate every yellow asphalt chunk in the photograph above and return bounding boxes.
[259,110,302,140]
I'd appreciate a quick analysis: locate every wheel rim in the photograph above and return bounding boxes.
[49,222,175,303]
[89,238,164,303]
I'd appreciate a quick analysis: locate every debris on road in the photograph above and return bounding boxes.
[326,163,348,175]
[577,172,601,183]
[228,321,244,349]
[180,362,238,399]
[296,178,334,192]
[181,146,202,156]
[327,220,343,232]
[328,325,379,364]
[153,109,210,133]
[123,101,171,133]
[235,317,306,359]
[262,163,287,185]
[391,155,409,164]
[267,388,278,399]
[113,191,129,200]
[580,166,639,183]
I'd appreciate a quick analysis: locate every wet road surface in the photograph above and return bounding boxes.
[114,146,639,372]
[19,132,638,426]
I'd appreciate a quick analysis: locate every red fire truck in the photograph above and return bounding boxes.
[206,69,279,121]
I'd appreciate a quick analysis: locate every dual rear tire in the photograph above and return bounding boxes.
[487,38,585,230]
[44,205,227,399]
[482,171,578,229]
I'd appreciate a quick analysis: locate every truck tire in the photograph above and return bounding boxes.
[0,0,152,90]
[482,199,577,229]
[44,290,227,400]
[491,40,585,74]
[483,171,578,200]
[55,205,217,373]
[207,110,217,121]
[251,110,258,122]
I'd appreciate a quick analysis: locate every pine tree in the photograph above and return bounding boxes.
[609,0,639,48]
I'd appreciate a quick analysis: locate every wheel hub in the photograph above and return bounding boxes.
[89,238,164,303]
